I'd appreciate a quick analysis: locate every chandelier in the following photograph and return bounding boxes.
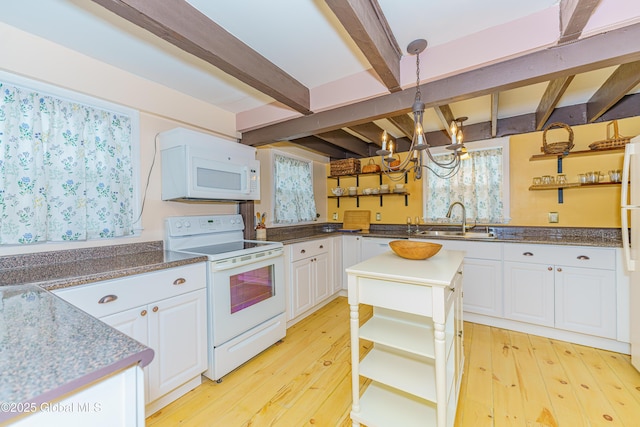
[376,39,467,180]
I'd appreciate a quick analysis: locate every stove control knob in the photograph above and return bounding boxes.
[183,220,192,228]
[175,221,183,229]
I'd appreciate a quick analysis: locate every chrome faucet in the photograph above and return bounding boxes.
[446,202,466,235]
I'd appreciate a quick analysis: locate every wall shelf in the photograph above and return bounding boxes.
[529,146,625,161]
[328,192,409,207]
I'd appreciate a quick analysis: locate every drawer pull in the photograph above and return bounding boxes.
[98,294,118,304]
[577,255,590,260]
[300,249,306,254]
[319,245,324,249]
[173,277,187,286]
[548,266,553,271]
[523,252,534,256]
[557,267,563,272]
[152,306,159,313]
[140,309,147,317]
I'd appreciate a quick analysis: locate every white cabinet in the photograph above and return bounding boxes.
[341,234,361,289]
[503,244,617,339]
[332,235,343,294]
[361,237,397,260]
[416,239,503,318]
[347,250,465,427]
[54,263,207,414]
[287,238,334,321]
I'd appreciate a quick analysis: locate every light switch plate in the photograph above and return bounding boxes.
[332,212,338,220]
[548,212,559,223]
[376,212,381,221]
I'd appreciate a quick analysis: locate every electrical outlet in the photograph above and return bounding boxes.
[548,212,559,223]
[332,212,338,220]
[376,212,382,221]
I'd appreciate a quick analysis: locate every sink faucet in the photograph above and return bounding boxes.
[446,202,466,235]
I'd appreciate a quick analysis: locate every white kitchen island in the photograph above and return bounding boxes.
[346,249,465,427]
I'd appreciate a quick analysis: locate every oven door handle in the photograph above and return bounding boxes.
[210,249,283,271]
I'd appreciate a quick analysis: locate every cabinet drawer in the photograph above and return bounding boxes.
[503,244,614,269]
[54,263,207,317]
[289,238,330,262]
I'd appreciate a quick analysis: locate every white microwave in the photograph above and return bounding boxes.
[159,128,260,202]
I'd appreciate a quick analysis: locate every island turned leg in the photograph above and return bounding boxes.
[434,321,447,427]
[349,304,361,426]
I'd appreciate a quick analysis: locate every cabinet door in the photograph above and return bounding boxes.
[314,252,331,303]
[291,258,314,319]
[147,289,207,402]
[332,236,343,294]
[342,235,361,289]
[555,266,616,338]
[461,258,502,317]
[504,261,554,327]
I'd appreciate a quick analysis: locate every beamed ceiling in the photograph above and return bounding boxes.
[3,1,640,159]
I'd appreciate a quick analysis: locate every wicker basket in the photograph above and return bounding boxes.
[330,158,361,176]
[588,120,631,150]
[542,122,574,155]
[362,158,380,173]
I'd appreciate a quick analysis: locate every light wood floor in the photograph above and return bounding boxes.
[146,297,640,426]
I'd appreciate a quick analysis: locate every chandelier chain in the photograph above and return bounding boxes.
[415,53,421,102]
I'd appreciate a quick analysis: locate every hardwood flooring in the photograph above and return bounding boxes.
[146,297,640,426]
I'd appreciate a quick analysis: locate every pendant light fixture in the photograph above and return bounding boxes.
[376,39,466,180]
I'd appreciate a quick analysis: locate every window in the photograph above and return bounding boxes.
[422,137,510,224]
[0,72,139,245]
[273,152,317,224]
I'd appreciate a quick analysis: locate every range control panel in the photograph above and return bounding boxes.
[165,214,245,237]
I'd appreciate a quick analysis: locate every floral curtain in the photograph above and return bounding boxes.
[0,82,134,244]
[425,147,505,223]
[273,153,317,224]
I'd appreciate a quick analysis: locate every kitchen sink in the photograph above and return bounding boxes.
[416,230,496,239]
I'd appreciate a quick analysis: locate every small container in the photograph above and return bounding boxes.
[256,228,267,240]
[557,174,567,185]
[541,175,554,185]
[578,174,587,184]
[348,186,357,196]
[532,177,542,185]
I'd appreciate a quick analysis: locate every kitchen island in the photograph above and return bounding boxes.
[346,249,465,427]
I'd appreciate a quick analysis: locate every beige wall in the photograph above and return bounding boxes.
[0,23,239,256]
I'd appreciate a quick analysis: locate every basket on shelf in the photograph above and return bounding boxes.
[541,122,574,155]
[588,120,632,150]
[330,158,361,176]
[361,158,380,173]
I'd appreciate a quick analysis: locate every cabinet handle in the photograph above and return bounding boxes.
[523,252,534,256]
[173,277,187,286]
[557,267,563,272]
[140,309,147,317]
[300,249,306,254]
[98,294,118,304]
[577,255,590,260]
[319,245,324,249]
[458,331,463,338]
[152,306,159,313]
[548,266,553,271]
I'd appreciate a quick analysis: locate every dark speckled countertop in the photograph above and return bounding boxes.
[0,241,206,423]
[265,223,623,248]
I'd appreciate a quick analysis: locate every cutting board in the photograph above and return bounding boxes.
[343,210,370,231]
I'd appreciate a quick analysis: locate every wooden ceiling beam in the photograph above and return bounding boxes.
[315,130,373,157]
[535,76,575,130]
[386,114,414,139]
[587,61,640,122]
[490,93,499,137]
[325,0,402,92]
[559,0,601,44]
[91,0,312,115]
[434,105,455,136]
[348,122,385,146]
[241,21,640,146]
[292,136,355,159]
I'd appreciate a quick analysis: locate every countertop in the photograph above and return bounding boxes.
[0,241,207,423]
[266,224,623,248]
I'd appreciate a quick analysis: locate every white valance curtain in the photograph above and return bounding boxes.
[0,81,135,244]
[273,153,317,224]
[425,147,506,223]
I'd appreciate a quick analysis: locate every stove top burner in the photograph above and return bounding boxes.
[185,240,276,256]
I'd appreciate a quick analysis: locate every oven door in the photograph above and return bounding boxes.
[209,249,284,346]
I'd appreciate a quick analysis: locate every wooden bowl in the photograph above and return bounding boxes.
[389,240,442,260]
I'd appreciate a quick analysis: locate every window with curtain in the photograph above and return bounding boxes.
[423,137,510,224]
[0,77,137,245]
[273,153,317,224]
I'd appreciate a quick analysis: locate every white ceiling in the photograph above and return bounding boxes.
[1,0,639,140]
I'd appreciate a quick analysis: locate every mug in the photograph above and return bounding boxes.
[532,177,542,185]
[541,175,553,185]
[556,174,567,185]
[348,186,357,196]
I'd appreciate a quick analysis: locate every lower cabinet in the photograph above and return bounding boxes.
[503,244,617,339]
[286,238,334,322]
[53,263,208,415]
[341,235,362,289]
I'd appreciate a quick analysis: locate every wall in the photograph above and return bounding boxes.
[0,23,239,256]
[327,117,640,227]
